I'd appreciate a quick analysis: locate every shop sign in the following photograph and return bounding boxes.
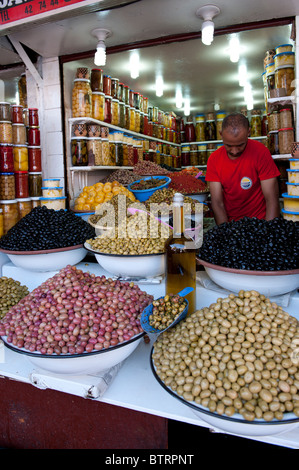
[0,0,85,25]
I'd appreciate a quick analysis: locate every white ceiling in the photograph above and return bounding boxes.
[0,0,298,115]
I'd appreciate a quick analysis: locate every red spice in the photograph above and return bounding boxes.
[168,172,207,194]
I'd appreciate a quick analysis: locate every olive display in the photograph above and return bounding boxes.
[0,276,29,319]
[198,217,299,271]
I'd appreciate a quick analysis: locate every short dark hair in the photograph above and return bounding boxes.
[222,113,250,132]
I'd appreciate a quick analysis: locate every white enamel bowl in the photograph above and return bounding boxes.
[2,333,144,375]
[0,245,87,272]
[197,259,299,297]
[150,351,299,437]
[85,241,165,278]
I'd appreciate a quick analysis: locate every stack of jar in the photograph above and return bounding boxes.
[267,106,294,155]
[145,140,181,168]
[273,44,295,97]
[181,111,226,144]
[40,178,66,210]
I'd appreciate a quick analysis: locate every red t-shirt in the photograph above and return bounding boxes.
[205,139,280,221]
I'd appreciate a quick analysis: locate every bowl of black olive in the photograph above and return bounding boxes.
[197,217,299,296]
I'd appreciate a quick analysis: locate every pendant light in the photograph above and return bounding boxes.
[196,4,220,46]
[91,28,111,66]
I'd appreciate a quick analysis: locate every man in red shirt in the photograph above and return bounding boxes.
[205,112,281,225]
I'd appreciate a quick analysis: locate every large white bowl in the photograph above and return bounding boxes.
[197,259,299,297]
[85,241,165,278]
[0,245,87,272]
[150,351,299,437]
[2,333,144,375]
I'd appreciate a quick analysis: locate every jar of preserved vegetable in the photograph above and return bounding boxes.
[275,66,295,96]
[266,73,275,98]
[104,95,112,123]
[129,107,135,132]
[115,141,123,166]
[134,92,140,110]
[11,105,24,124]
[250,111,261,137]
[87,137,102,166]
[0,144,14,172]
[28,172,42,197]
[0,172,15,199]
[205,116,216,141]
[118,82,124,102]
[92,92,105,121]
[17,198,32,219]
[103,75,111,96]
[124,105,130,130]
[0,199,18,234]
[72,79,92,118]
[28,146,42,172]
[28,108,39,127]
[0,102,11,121]
[122,143,128,166]
[185,117,195,143]
[71,137,88,166]
[111,78,119,99]
[111,98,119,126]
[195,114,205,142]
[13,145,28,171]
[12,123,26,145]
[15,171,29,198]
[28,127,40,146]
[101,138,110,165]
[135,109,140,133]
[0,207,3,237]
[261,114,268,136]
[119,101,125,128]
[91,69,103,92]
[268,111,280,132]
[124,85,130,105]
[0,121,13,144]
[198,144,207,165]
[31,197,41,208]
[268,131,279,155]
[181,145,190,166]
[278,127,294,154]
[279,108,293,128]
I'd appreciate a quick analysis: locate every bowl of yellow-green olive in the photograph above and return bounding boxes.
[151,290,299,436]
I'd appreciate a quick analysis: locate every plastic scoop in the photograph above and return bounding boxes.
[140,286,194,335]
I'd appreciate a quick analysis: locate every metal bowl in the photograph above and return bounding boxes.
[197,259,299,296]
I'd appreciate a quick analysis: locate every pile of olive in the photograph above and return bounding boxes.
[149,294,187,330]
[131,177,168,190]
[152,290,299,422]
[198,217,299,271]
[0,276,29,319]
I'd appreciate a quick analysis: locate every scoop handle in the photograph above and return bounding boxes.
[178,287,194,297]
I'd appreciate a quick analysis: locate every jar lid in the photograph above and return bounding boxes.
[0,143,13,146]
[0,101,10,105]
[275,64,294,70]
[276,44,293,49]
[91,68,103,72]
[105,95,112,99]
[14,171,28,174]
[13,144,28,147]
[42,186,63,190]
[12,123,25,126]
[30,197,41,200]
[29,172,42,174]
[40,196,66,200]
[16,198,31,202]
[28,108,38,111]
[274,51,295,57]
[11,104,23,108]
[28,146,41,149]
[278,128,294,131]
[73,78,90,83]
[0,172,14,175]
[0,199,17,203]
[43,178,60,181]
[279,108,292,112]
[92,92,105,95]
[0,120,12,124]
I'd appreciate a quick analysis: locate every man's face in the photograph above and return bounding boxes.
[221,127,250,160]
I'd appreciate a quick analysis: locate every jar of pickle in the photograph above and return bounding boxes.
[181,145,190,166]
[72,79,92,118]
[278,127,294,154]
[15,171,29,198]
[28,146,42,172]
[123,85,130,105]
[0,199,18,234]
[0,172,15,199]
[266,72,275,98]
[111,98,119,126]
[71,137,88,166]
[103,75,111,96]
[124,105,130,130]
[87,137,102,166]
[118,83,124,102]
[267,111,280,132]
[104,95,112,123]
[268,131,279,155]
[279,108,293,128]
[28,108,39,127]
[92,92,105,121]
[17,197,32,219]
[195,114,205,141]
[111,78,119,99]
[115,141,123,166]
[122,143,128,166]
[143,114,149,136]
[134,92,140,110]
[275,66,295,96]
[0,207,3,237]
[28,171,42,197]
[11,105,24,124]
[205,117,216,141]
[198,145,207,165]
[101,138,110,165]
[0,102,11,121]
[250,111,262,137]
[28,127,40,146]
[0,121,13,144]
[91,69,103,92]
[0,144,14,172]
[13,145,28,171]
[129,107,135,132]
[135,109,140,133]
[108,141,116,166]
[119,101,125,128]
[12,123,26,145]
[190,150,198,166]
[31,197,41,208]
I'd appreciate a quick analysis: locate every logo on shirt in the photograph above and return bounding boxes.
[240,176,252,190]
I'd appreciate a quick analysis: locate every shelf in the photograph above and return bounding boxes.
[70,166,133,171]
[272,154,291,160]
[268,96,295,104]
[69,117,180,147]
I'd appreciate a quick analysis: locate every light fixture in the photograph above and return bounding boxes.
[238,62,247,87]
[175,85,183,109]
[91,28,111,66]
[196,4,220,46]
[130,50,140,79]
[229,33,240,63]
[244,81,254,110]
[155,75,164,97]
[184,97,191,116]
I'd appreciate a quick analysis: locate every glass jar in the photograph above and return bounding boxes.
[70,137,88,166]
[268,131,279,155]
[279,108,293,128]
[31,197,41,208]
[198,145,207,165]
[111,98,120,126]
[124,85,130,105]
[118,83,124,102]
[0,121,13,144]
[266,72,275,97]
[111,78,119,99]
[0,102,11,121]
[135,109,140,133]
[143,97,148,115]
[205,119,216,141]
[91,68,103,92]
[104,95,112,123]
[125,105,130,130]
[181,145,190,166]
[0,172,15,200]
[261,114,268,136]
[87,124,101,137]
[0,207,3,237]
[0,144,14,172]
[28,108,39,127]
[101,139,110,165]
[100,126,109,139]
[109,141,116,166]
[28,146,42,172]
[15,171,29,198]
[127,144,134,166]
[129,107,135,132]
[278,127,294,154]
[28,127,40,146]
[11,105,24,124]
[87,137,102,166]
[17,198,32,219]
[190,151,198,166]
[115,141,123,166]
[0,199,18,234]
[12,123,26,145]
[134,92,141,110]
[275,66,295,96]
[122,143,128,166]
[92,92,105,121]
[72,79,92,118]
[184,118,195,143]
[250,112,262,137]
[28,172,42,197]
[119,101,125,128]
[195,114,205,142]
[143,114,149,136]
[13,145,28,171]
[103,75,111,96]
[268,111,280,132]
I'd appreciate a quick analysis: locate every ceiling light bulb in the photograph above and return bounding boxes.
[196,4,220,46]
[229,34,240,63]
[238,63,247,87]
[184,98,190,116]
[156,76,164,97]
[175,87,183,108]
[202,20,214,45]
[130,51,140,79]
[94,41,106,66]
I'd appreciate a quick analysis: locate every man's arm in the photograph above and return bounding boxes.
[261,177,280,220]
[209,181,229,225]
